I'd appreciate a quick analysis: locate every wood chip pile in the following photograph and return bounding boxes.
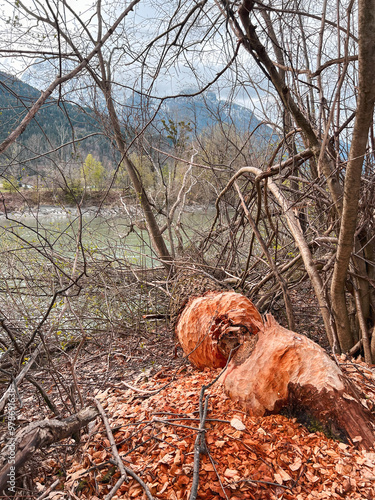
[61,357,375,500]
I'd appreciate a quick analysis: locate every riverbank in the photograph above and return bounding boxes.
[0,204,127,220]
[0,188,124,214]
[0,188,211,220]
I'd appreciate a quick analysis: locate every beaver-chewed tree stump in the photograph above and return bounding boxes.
[176,290,262,369]
[175,290,375,450]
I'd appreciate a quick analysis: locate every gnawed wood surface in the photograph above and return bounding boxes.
[221,316,374,449]
[175,293,375,450]
[169,269,227,332]
[176,291,262,369]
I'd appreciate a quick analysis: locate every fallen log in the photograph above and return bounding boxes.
[0,407,98,493]
[222,315,375,449]
[175,291,375,450]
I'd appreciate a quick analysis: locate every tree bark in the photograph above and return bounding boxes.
[331,0,375,353]
[221,315,374,450]
[234,0,344,215]
[0,407,98,493]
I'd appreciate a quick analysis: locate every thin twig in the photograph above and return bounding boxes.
[94,399,129,500]
[121,381,163,394]
[353,285,372,363]
[151,413,231,424]
[0,343,43,413]
[36,479,60,500]
[236,478,292,490]
[189,392,209,500]
[25,375,60,416]
[208,451,229,500]
[108,459,155,500]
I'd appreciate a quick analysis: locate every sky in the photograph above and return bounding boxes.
[1,0,312,124]
[0,0,265,115]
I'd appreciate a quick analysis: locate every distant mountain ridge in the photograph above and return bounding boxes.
[0,70,100,145]
[158,90,264,134]
[0,71,272,161]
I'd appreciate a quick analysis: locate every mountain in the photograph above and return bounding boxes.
[0,71,105,151]
[124,88,273,140]
[21,62,270,137]
[0,71,272,166]
[19,58,268,134]
[158,90,264,134]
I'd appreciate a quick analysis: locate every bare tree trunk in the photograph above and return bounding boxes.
[92,7,172,272]
[220,1,375,353]
[331,0,375,354]
[234,0,344,215]
[104,94,172,271]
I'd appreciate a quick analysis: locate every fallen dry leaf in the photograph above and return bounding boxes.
[230,417,246,431]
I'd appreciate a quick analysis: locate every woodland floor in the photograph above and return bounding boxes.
[0,292,374,499]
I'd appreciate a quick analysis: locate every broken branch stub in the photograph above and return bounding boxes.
[0,407,98,492]
[175,291,262,369]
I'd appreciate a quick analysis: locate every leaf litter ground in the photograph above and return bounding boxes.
[63,355,375,500]
[3,322,374,500]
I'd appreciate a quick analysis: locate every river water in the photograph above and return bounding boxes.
[0,205,217,267]
[0,205,232,344]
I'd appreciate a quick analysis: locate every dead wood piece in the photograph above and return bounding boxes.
[0,343,43,413]
[175,291,262,369]
[95,399,128,500]
[0,407,98,493]
[349,339,363,356]
[189,393,209,500]
[220,315,375,450]
[36,478,60,500]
